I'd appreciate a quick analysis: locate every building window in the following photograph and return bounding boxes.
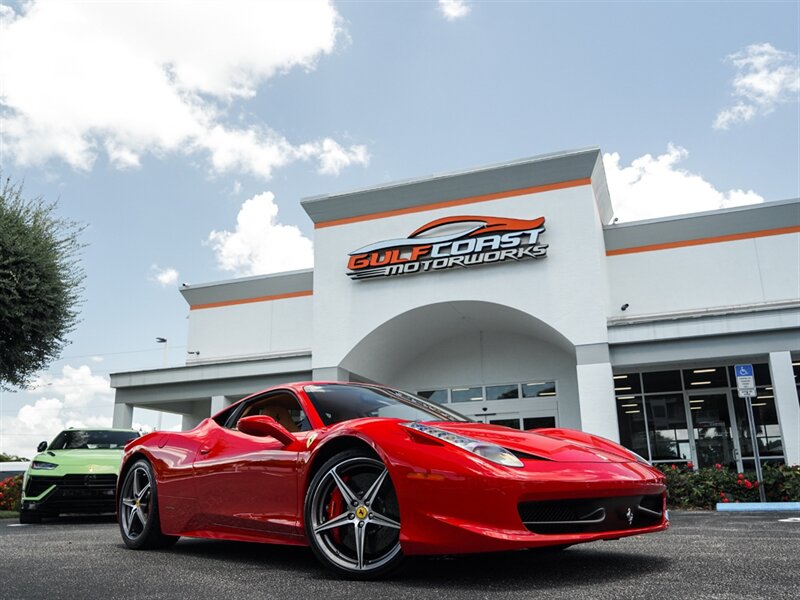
[733,394,783,458]
[486,384,519,400]
[451,386,484,403]
[418,389,448,404]
[616,394,648,460]
[612,373,641,395]
[488,418,519,429]
[522,381,557,398]
[418,380,558,406]
[794,360,800,407]
[683,366,728,389]
[645,393,691,462]
[641,370,681,393]
[523,416,557,430]
[615,363,782,470]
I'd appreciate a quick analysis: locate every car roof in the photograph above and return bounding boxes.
[57,428,138,432]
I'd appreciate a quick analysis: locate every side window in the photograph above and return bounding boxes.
[213,403,239,427]
[233,392,311,433]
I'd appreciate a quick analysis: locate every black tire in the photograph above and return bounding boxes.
[304,449,404,579]
[19,509,42,524]
[118,459,179,550]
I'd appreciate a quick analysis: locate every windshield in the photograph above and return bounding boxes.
[303,384,472,426]
[48,430,139,450]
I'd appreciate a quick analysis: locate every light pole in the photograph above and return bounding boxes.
[155,337,168,367]
[155,337,168,431]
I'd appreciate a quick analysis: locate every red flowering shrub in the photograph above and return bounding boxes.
[658,463,800,509]
[0,476,23,511]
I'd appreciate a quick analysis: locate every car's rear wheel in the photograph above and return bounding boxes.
[118,459,179,550]
[305,450,403,579]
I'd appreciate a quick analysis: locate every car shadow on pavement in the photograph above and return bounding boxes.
[158,538,666,590]
[400,547,667,591]
[166,538,324,572]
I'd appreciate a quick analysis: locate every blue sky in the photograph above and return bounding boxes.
[1,0,798,456]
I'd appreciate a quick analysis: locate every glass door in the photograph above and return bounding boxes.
[685,391,742,470]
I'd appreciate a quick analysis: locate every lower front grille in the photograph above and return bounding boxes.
[25,474,117,498]
[518,494,664,534]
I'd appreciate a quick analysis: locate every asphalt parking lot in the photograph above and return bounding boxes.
[1,511,798,600]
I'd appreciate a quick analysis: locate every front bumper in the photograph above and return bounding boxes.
[22,474,117,515]
[392,457,668,555]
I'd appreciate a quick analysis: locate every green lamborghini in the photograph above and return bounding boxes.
[20,428,140,523]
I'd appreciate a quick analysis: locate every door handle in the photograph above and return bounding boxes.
[199,446,211,455]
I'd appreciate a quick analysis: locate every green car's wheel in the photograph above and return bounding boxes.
[118,459,178,550]
[304,450,403,579]
[19,509,42,524]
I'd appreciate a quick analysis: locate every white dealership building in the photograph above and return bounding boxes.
[111,147,800,471]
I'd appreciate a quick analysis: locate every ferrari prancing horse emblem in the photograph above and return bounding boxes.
[626,507,634,525]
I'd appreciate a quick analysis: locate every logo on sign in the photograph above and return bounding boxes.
[735,364,756,398]
[346,215,548,280]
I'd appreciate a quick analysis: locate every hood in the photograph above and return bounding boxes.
[33,449,124,474]
[429,422,635,463]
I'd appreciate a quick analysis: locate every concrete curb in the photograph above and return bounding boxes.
[716,502,800,512]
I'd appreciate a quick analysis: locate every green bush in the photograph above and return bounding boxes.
[658,463,800,509]
[0,475,22,511]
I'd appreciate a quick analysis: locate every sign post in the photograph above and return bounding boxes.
[735,364,766,503]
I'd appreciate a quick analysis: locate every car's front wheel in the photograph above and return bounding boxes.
[304,450,403,579]
[19,509,41,524]
[118,459,178,550]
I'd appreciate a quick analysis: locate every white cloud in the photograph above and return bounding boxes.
[603,144,764,222]
[30,365,113,409]
[311,138,370,175]
[438,0,471,21]
[149,265,179,287]
[1,365,114,457]
[208,191,314,276]
[714,43,800,130]
[0,1,367,178]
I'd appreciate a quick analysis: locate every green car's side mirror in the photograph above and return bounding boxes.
[37,441,48,453]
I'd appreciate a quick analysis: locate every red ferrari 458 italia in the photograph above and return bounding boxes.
[117,382,667,578]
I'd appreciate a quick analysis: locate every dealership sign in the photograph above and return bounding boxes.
[346,215,548,280]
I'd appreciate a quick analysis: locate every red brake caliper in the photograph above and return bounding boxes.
[326,479,345,544]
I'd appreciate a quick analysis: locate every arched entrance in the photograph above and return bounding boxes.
[339,301,582,430]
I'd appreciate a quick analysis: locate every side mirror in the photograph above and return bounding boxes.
[37,441,48,453]
[238,415,297,446]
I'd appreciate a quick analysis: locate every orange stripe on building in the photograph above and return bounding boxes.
[190,290,313,311]
[314,178,592,229]
[606,226,800,256]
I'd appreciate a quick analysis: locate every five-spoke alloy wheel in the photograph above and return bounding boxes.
[118,459,178,550]
[305,450,403,579]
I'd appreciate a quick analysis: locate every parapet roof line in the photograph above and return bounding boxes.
[301,147,608,227]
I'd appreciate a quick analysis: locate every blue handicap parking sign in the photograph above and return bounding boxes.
[735,364,754,378]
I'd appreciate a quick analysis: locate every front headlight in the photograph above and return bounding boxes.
[402,422,524,468]
[31,460,58,470]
